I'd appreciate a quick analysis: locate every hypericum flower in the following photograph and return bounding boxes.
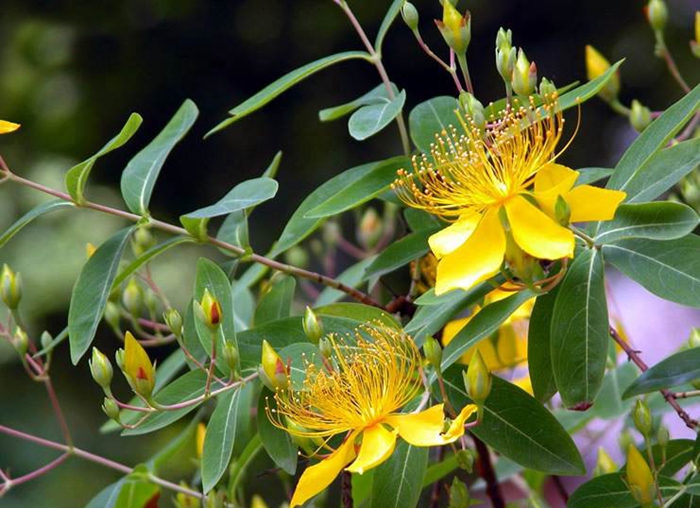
[0,120,20,134]
[268,325,477,507]
[393,97,626,294]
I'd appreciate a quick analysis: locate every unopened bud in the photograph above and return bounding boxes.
[585,45,620,102]
[626,445,656,505]
[1,264,22,309]
[90,347,114,392]
[123,331,155,397]
[554,195,571,226]
[594,447,618,476]
[692,13,700,58]
[511,49,536,96]
[197,422,206,458]
[630,100,652,132]
[318,336,333,359]
[633,399,653,437]
[40,331,52,351]
[132,227,155,257]
[115,348,125,370]
[658,425,670,449]
[322,221,341,246]
[302,306,324,344]
[144,290,159,315]
[436,2,471,54]
[448,477,470,508]
[688,327,700,348]
[164,308,183,338]
[222,341,239,374]
[102,397,120,421]
[495,28,516,83]
[104,301,121,330]
[423,337,443,371]
[464,350,492,408]
[455,449,476,472]
[260,340,288,391]
[647,0,668,32]
[122,278,144,316]
[459,92,485,130]
[357,207,383,250]
[175,483,202,508]
[284,246,309,269]
[194,289,222,330]
[539,77,557,98]
[13,327,29,355]
[401,2,419,32]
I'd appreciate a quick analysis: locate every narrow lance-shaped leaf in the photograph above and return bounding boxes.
[0,199,75,248]
[550,248,609,409]
[207,51,371,136]
[623,347,700,398]
[595,202,699,244]
[348,90,406,141]
[65,113,143,203]
[121,99,199,215]
[374,0,404,52]
[183,177,278,219]
[319,83,398,122]
[257,387,298,474]
[527,288,559,403]
[254,275,296,326]
[69,227,134,364]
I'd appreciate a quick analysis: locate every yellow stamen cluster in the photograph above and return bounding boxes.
[268,326,422,439]
[392,95,567,221]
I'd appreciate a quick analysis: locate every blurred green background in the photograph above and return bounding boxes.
[0,0,697,506]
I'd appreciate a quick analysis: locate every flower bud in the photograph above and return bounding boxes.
[40,331,53,351]
[122,278,144,317]
[633,399,653,438]
[646,0,668,32]
[691,13,700,58]
[0,120,20,134]
[688,327,700,348]
[436,2,471,55]
[284,246,309,269]
[357,207,383,250]
[85,243,97,258]
[401,2,419,32]
[132,227,155,257]
[123,331,155,397]
[144,289,159,315]
[101,397,121,421]
[260,340,288,391]
[626,445,656,505]
[302,306,324,344]
[459,92,485,130]
[222,341,239,374]
[554,195,571,226]
[13,327,29,355]
[318,336,333,359]
[448,477,470,507]
[90,347,114,392]
[630,100,652,132]
[511,49,537,96]
[175,483,202,508]
[115,348,125,370]
[539,77,557,99]
[163,308,183,338]
[104,301,121,330]
[194,289,222,330]
[196,422,206,458]
[657,425,669,449]
[455,449,476,472]
[322,221,340,246]
[1,264,22,309]
[423,337,443,371]
[593,447,618,476]
[585,45,620,102]
[495,28,516,83]
[464,350,492,408]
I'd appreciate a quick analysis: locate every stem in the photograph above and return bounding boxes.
[414,32,463,93]
[334,0,411,156]
[341,470,353,508]
[204,328,218,397]
[43,378,73,447]
[673,389,700,399]
[1,453,70,491]
[456,53,474,95]
[472,435,505,508]
[153,372,258,412]
[609,99,631,117]
[610,326,698,430]
[428,446,446,508]
[570,226,596,248]
[676,112,700,143]
[657,38,691,93]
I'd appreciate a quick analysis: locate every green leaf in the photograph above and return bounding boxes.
[122,370,223,436]
[113,236,193,289]
[216,210,249,251]
[303,156,408,218]
[207,51,371,136]
[319,83,398,122]
[201,388,245,493]
[180,215,209,241]
[120,99,198,215]
[257,387,297,474]
[147,418,199,471]
[569,473,681,508]
[183,177,278,219]
[254,275,296,326]
[403,208,442,231]
[596,202,699,244]
[603,235,700,308]
[114,466,160,508]
[315,256,376,306]
[550,248,609,409]
[555,60,624,111]
[527,289,558,403]
[440,290,536,372]
[442,367,585,475]
[65,113,142,203]
[623,347,700,397]
[68,227,134,364]
[408,96,460,153]
[368,440,428,508]
[575,167,614,186]
[618,139,700,203]
[607,84,700,194]
[375,0,404,52]
[0,199,74,248]
[348,90,406,141]
[653,439,696,477]
[316,302,400,330]
[588,363,637,419]
[362,227,438,280]
[85,480,124,508]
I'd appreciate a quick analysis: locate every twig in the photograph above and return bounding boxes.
[472,435,505,508]
[341,470,353,508]
[551,476,569,504]
[428,447,446,508]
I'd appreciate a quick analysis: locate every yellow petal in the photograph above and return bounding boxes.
[565,185,626,223]
[442,404,478,441]
[512,374,533,395]
[346,424,398,474]
[0,120,20,134]
[463,339,501,371]
[442,316,472,344]
[434,208,505,295]
[428,212,481,259]
[533,164,579,218]
[505,196,575,260]
[124,331,154,384]
[385,404,468,446]
[290,432,358,507]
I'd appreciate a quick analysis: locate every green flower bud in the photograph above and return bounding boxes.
[13,327,29,355]
[633,399,653,437]
[423,337,443,371]
[496,27,512,51]
[448,477,470,508]
[115,348,125,370]
[401,1,419,32]
[101,397,121,421]
[302,306,325,344]
[318,336,333,359]
[104,301,121,330]
[464,350,492,408]
[539,77,557,98]
[647,0,668,32]
[175,483,202,508]
[436,2,471,55]
[144,290,159,315]
[122,278,144,317]
[357,207,383,250]
[455,449,476,472]
[554,195,571,226]
[40,331,53,351]
[657,425,669,449]
[90,347,114,392]
[495,28,515,83]
[688,327,700,348]
[222,341,239,374]
[459,92,485,130]
[1,264,22,309]
[511,49,537,96]
[132,227,155,257]
[194,289,222,330]
[630,100,652,132]
[284,246,310,269]
[322,221,341,246]
[164,308,183,338]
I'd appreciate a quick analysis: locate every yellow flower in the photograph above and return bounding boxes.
[123,331,155,396]
[268,325,477,507]
[393,97,626,295]
[0,120,20,134]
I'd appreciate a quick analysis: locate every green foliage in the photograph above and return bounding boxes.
[368,440,428,508]
[624,347,700,397]
[596,202,699,244]
[348,89,406,141]
[0,199,75,248]
[257,387,298,474]
[527,288,558,403]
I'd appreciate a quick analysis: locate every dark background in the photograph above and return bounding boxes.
[0,1,697,506]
